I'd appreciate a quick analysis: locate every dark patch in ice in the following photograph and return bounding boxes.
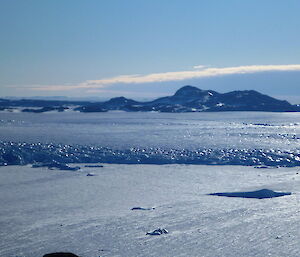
[43,253,79,257]
[146,228,168,236]
[208,189,291,199]
[86,173,96,176]
[32,161,80,171]
[254,166,278,169]
[1,141,300,167]
[84,164,104,168]
[244,123,274,127]
[243,123,299,127]
[131,207,155,211]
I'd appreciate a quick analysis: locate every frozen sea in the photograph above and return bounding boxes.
[1,111,300,166]
[1,111,300,256]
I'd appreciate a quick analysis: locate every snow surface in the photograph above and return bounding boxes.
[1,111,300,256]
[1,164,300,257]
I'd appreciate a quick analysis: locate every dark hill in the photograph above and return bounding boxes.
[1,86,299,113]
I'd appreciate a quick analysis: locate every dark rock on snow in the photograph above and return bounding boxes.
[131,207,155,210]
[43,253,79,257]
[146,228,168,236]
[208,188,291,199]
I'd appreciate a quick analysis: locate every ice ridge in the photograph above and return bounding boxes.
[1,141,300,167]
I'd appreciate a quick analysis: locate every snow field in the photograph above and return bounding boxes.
[0,164,300,257]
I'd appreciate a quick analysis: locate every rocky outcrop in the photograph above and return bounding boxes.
[43,253,79,257]
[208,189,291,199]
[77,86,300,113]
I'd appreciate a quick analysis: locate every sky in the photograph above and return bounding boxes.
[1,0,300,102]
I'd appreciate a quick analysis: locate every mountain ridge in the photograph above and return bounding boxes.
[1,86,299,113]
[77,85,300,113]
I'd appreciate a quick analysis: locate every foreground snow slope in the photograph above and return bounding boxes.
[1,164,300,257]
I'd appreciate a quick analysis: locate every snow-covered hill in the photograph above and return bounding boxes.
[78,86,300,113]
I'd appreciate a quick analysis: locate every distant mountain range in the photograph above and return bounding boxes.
[74,86,300,113]
[1,86,300,113]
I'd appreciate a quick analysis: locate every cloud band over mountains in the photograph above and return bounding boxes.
[19,64,300,91]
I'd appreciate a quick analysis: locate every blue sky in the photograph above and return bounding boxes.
[1,0,300,102]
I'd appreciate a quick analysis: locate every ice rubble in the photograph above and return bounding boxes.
[1,141,300,167]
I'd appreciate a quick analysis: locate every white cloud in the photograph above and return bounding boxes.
[16,64,300,91]
[193,65,207,69]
